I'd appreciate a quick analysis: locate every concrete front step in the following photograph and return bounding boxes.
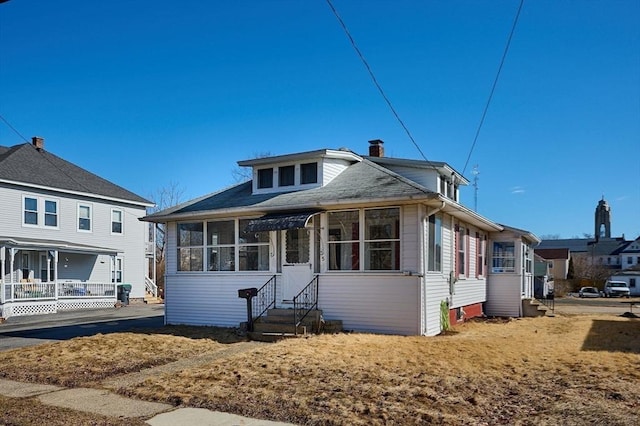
[522,298,548,317]
[252,321,307,335]
[143,296,164,305]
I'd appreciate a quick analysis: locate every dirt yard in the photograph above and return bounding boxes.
[1,314,638,425]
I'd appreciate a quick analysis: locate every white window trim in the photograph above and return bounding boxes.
[77,203,93,233]
[22,195,60,229]
[111,208,124,235]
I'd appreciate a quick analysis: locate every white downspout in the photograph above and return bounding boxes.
[0,246,5,304]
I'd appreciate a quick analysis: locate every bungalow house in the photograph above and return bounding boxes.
[142,140,539,336]
[1,137,156,319]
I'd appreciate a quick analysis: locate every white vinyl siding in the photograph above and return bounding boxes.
[1,184,149,300]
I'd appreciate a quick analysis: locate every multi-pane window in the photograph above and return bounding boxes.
[328,210,359,270]
[364,208,400,270]
[112,209,123,234]
[78,204,92,231]
[179,220,272,272]
[492,242,515,273]
[207,220,235,271]
[285,228,310,264]
[457,226,466,277]
[300,162,318,184]
[24,197,38,225]
[45,200,58,227]
[279,165,295,187]
[23,196,58,227]
[427,214,442,272]
[257,168,273,189]
[177,223,204,271]
[238,219,269,271]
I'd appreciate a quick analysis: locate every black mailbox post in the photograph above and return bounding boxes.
[238,287,258,331]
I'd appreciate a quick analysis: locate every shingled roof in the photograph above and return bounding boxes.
[144,159,440,221]
[0,141,151,205]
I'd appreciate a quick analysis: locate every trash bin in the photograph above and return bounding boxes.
[117,284,132,305]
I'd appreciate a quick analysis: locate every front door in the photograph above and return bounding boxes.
[281,227,313,303]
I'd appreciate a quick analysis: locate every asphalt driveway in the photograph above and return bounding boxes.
[0,304,164,351]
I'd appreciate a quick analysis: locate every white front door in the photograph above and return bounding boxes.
[281,227,313,303]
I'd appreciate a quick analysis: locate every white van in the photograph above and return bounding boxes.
[603,280,630,298]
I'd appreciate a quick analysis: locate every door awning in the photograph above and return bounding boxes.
[244,211,320,232]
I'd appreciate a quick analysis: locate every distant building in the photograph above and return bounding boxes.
[535,197,639,279]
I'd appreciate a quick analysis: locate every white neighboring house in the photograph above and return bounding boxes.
[143,140,539,336]
[0,137,155,319]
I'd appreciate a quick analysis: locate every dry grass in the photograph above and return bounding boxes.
[1,315,639,425]
[0,395,148,426]
[0,325,242,386]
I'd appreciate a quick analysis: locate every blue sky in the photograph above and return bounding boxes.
[1,0,638,239]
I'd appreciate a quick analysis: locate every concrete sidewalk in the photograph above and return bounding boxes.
[0,378,297,425]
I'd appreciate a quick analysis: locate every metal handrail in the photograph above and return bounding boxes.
[252,275,277,323]
[293,275,319,334]
[536,293,555,314]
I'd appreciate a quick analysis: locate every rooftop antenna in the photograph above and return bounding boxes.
[472,165,480,211]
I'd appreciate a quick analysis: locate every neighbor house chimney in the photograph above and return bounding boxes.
[32,136,44,151]
[368,139,384,157]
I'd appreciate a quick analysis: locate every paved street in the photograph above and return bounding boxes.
[0,304,164,351]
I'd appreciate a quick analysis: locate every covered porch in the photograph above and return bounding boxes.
[1,238,122,319]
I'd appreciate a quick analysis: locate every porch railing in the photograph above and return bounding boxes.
[536,293,555,314]
[145,276,158,297]
[293,275,319,334]
[252,275,277,324]
[3,281,117,302]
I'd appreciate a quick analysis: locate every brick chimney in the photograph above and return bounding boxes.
[32,136,44,151]
[368,139,384,157]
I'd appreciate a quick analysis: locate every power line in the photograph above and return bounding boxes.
[325,0,432,165]
[462,0,525,176]
[0,114,29,142]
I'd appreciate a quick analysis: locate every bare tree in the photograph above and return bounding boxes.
[147,181,186,297]
[231,151,273,183]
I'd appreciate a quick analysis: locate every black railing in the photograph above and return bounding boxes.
[293,275,319,335]
[252,275,277,323]
[536,293,555,314]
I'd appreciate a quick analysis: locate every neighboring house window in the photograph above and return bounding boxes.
[112,209,123,234]
[628,256,633,264]
[457,226,466,277]
[492,242,515,273]
[45,200,58,227]
[177,222,204,271]
[300,162,318,184]
[364,207,400,270]
[24,197,38,225]
[328,210,360,271]
[111,257,123,283]
[39,253,55,282]
[78,204,92,231]
[476,232,485,277]
[630,278,636,288]
[439,177,446,195]
[257,168,273,189]
[207,220,235,271]
[279,165,295,187]
[21,253,30,281]
[238,219,270,271]
[427,214,442,272]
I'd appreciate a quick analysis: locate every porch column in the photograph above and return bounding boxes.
[53,250,59,300]
[9,247,15,301]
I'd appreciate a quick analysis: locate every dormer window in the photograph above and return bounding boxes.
[279,165,295,187]
[257,168,273,189]
[301,162,318,184]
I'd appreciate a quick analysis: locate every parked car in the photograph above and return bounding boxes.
[602,280,630,298]
[578,286,600,298]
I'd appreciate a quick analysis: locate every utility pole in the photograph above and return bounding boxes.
[472,165,479,211]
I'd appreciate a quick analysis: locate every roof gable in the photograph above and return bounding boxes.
[0,143,151,205]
